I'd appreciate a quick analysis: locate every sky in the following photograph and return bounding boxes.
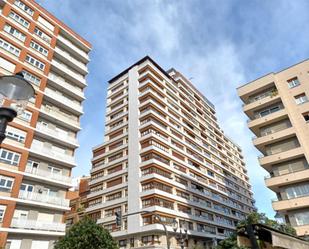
[39,0,309,218]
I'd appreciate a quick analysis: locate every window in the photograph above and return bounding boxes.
[47,166,62,175]
[34,27,51,44]
[0,175,14,192]
[3,24,26,42]
[295,93,308,105]
[25,54,45,70]
[303,113,309,122]
[288,77,300,88]
[27,160,39,173]
[119,240,127,247]
[0,38,20,56]
[14,0,34,16]
[30,41,48,56]
[20,110,32,122]
[0,148,20,166]
[20,184,33,192]
[286,183,309,199]
[9,11,30,28]
[6,128,26,143]
[295,211,309,226]
[141,235,160,245]
[0,205,6,222]
[22,70,41,86]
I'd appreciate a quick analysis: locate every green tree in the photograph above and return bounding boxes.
[216,233,247,249]
[54,216,119,249]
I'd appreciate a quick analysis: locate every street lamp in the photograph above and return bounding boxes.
[173,219,188,249]
[0,72,34,144]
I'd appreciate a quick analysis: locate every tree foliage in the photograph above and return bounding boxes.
[215,212,296,249]
[54,216,119,249]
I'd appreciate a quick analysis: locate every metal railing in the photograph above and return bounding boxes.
[18,190,69,207]
[11,218,65,232]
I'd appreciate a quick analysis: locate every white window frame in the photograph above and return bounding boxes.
[30,40,48,56]
[20,110,32,122]
[27,160,39,174]
[0,148,20,166]
[9,11,30,28]
[3,24,26,42]
[22,70,41,86]
[34,27,51,44]
[0,38,20,56]
[6,129,26,143]
[25,54,45,70]
[295,94,309,105]
[0,205,6,222]
[288,78,300,88]
[20,183,34,192]
[14,0,34,16]
[0,175,14,192]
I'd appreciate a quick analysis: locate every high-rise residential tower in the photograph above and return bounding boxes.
[87,56,255,248]
[238,59,309,237]
[0,0,91,248]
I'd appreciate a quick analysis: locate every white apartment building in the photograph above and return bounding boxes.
[87,56,255,249]
[0,0,91,248]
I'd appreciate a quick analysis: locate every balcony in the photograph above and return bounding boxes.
[25,165,72,186]
[253,127,295,152]
[54,46,88,74]
[57,35,90,62]
[248,109,288,134]
[30,143,76,167]
[18,190,69,208]
[40,105,80,131]
[48,73,85,100]
[265,168,309,191]
[258,147,304,171]
[237,73,275,100]
[10,218,65,232]
[243,94,281,118]
[44,88,83,115]
[36,123,78,148]
[272,195,309,211]
[51,59,86,87]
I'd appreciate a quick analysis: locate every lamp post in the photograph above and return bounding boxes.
[173,219,188,249]
[0,72,35,144]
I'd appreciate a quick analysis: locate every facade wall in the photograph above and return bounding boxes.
[238,59,309,236]
[88,56,255,249]
[0,0,91,248]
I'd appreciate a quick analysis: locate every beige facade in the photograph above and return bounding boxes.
[0,0,91,248]
[237,59,309,237]
[87,56,255,249]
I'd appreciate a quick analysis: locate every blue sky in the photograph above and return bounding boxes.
[39,0,309,218]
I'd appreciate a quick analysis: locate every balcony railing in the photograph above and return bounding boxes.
[18,190,69,207]
[48,73,84,98]
[41,105,79,128]
[44,88,83,113]
[58,35,89,59]
[52,60,86,85]
[54,46,88,71]
[30,143,75,164]
[25,166,72,184]
[11,218,65,232]
[36,123,78,145]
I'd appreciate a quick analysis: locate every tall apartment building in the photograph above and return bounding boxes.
[237,59,309,237]
[0,0,91,248]
[87,56,255,249]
